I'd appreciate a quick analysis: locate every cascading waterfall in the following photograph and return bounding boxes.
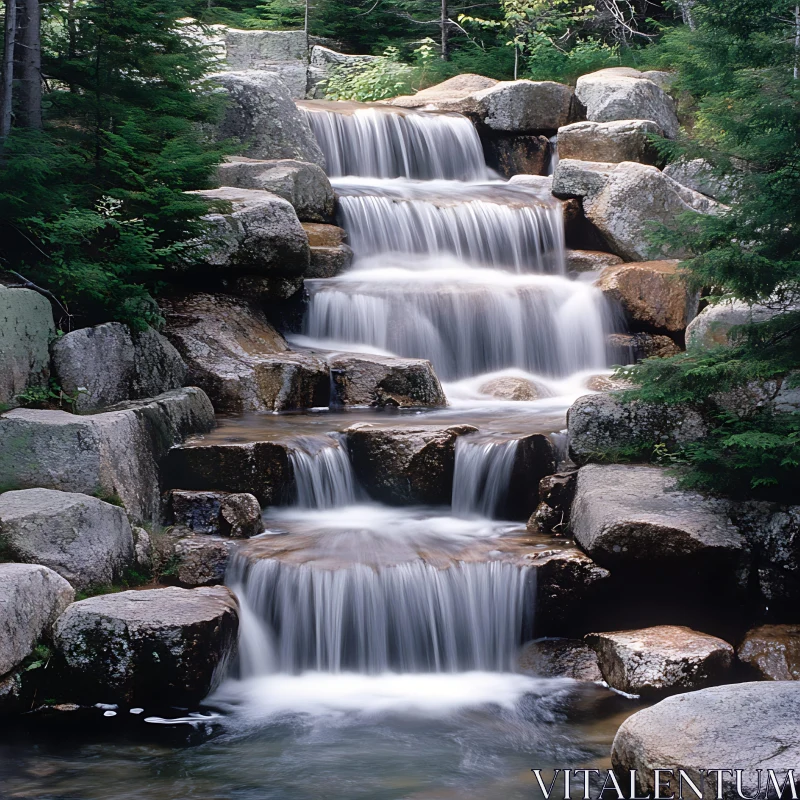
[229,554,533,675]
[289,436,361,509]
[299,102,489,181]
[452,437,520,519]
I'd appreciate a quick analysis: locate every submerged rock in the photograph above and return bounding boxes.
[0,286,55,408]
[575,68,679,138]
[737,624,800,680]
[329,353,446,408]
[54,586,239,706]
[0,489,134,590]
[611,683,800,798]
[345,424,477,505]
[596,260,699,336]
[170,490,262,538]
[51,323,186,413]
[585,625,733,696]
[519,638,602,681]
[0,563,74,676]
[478,376,540,401]
[0,388,215,523]
[557,119,663,165]
[161,294,329,413]
[215,157,334,223]
[211,71,324,165]
[570,464,746,575]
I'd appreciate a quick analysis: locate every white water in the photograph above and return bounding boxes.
[452,436,520,518]
[289,436,361,509]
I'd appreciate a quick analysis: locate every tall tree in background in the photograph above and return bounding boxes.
[17,0,41,128]
[0,0,17,138]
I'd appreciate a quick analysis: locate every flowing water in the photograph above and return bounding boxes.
[0,99,639,800]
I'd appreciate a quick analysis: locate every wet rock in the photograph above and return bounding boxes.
[557,120,662,165]
[528,471,577,535]
[229,274,305,302]
[211,71,324,165]
[567,392,707,464]
[565,249,623,274]
[215,157,334,222]
[607,332,682,363]
[483,134,551,178]
[164,440,293,506]
[0,286,55,407]
[161,294,329,413]
[53,586,239,706]
[345,424,477,505]
[519,638,602,681]
[189,187,310,276]
[0,563,74,675]
[0,489,134,590]
[329,353,446,408]
[586,625,733,696]
[303,224,354,277]
[0,670,24,714]
[303,222,347,248]
[597,260,699,336]
[505,434,559,520]
[611,682,800,799]
[478,376,540,401]
[173,536,235,586]
[737,624,800,680]
[575,68,679,139]
[570,464,746,574]
[663,158,736,201]
[0,388,215,524]
[389,73,498,109]
[51,323,186,413]
[685,299,784,352]
[170,490,262,538]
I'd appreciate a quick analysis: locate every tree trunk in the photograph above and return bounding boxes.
[0,0,17,139]
[16,0,41,129]
[794,4,799,80]
[440,0,449,60]
[677,0,696,31]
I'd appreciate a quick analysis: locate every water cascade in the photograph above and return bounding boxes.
[288,436,361,509]
[452,436,520,518]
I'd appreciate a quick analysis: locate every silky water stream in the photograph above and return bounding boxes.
[0,102,642,800]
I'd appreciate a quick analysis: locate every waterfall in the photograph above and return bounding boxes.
[299,102,489,181]
[335,179,565,273]
[452,437,519,519]
[546,135,559,176]
[289,436,361,509]
[304,267,609,380]
[229,554,533,675]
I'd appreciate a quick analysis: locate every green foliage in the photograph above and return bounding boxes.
[14,378,82,411]
[322,47,415,101]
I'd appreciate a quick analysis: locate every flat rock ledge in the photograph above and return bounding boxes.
[519,638,602,681]
[585,625,733,696]
[611,682,800,799]
[54,586,239,706]
[737,623,800,680]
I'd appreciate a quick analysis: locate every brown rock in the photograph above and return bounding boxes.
[596,260,699,336]
[308,244,354,278]
[519,638,602,681]
[557,120,662,165]
[585,625,734,696]
[607,332,682,362]
[389,74,499,109]
[301,222,348,248]
[565,249,623,273]
[585,374,631,392]
[479,376,540,401]
[483,134,551,179]
[738,624,800,680]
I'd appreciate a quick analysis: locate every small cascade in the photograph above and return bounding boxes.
[547,135,559,176]
[289,437,361,509]
[299,101,488,181]
[335,179,564,273]
[304,267,609,380]
[229,554,533,675]
[452,437,519,519]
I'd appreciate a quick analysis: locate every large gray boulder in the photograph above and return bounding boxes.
[389,73,498,109]
[0,489,134,590]
[663,158,737,201]
[0,563,74,676]
[51,323,186,413]
[161,293,329,413]
[570,464,746,572]
[0,286,55,408]
[585,625,733,696]
[224,28,308,69]
[211,71,324,165]
[686,299,784,352]
[554,159,720,261]
[567,392,707,464]
[53,586,238,706]
[345,424,477,505]
[215,158,334,223]
[557,119,662,164]
[596,260,699,336]
[737,624,800,680]
[611,683,800,799]
[164,439,293,506]
[0,388,215,523]
[575,68,679,138]
[189,187,311,276]
[329,353,446,408]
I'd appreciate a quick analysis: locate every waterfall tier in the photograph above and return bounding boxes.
[230,554,533,675]
[452,437,520,518]
[299,101,488,181]
[303,263,609,380]
[289,436,362,509]
[334,178,564,273]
